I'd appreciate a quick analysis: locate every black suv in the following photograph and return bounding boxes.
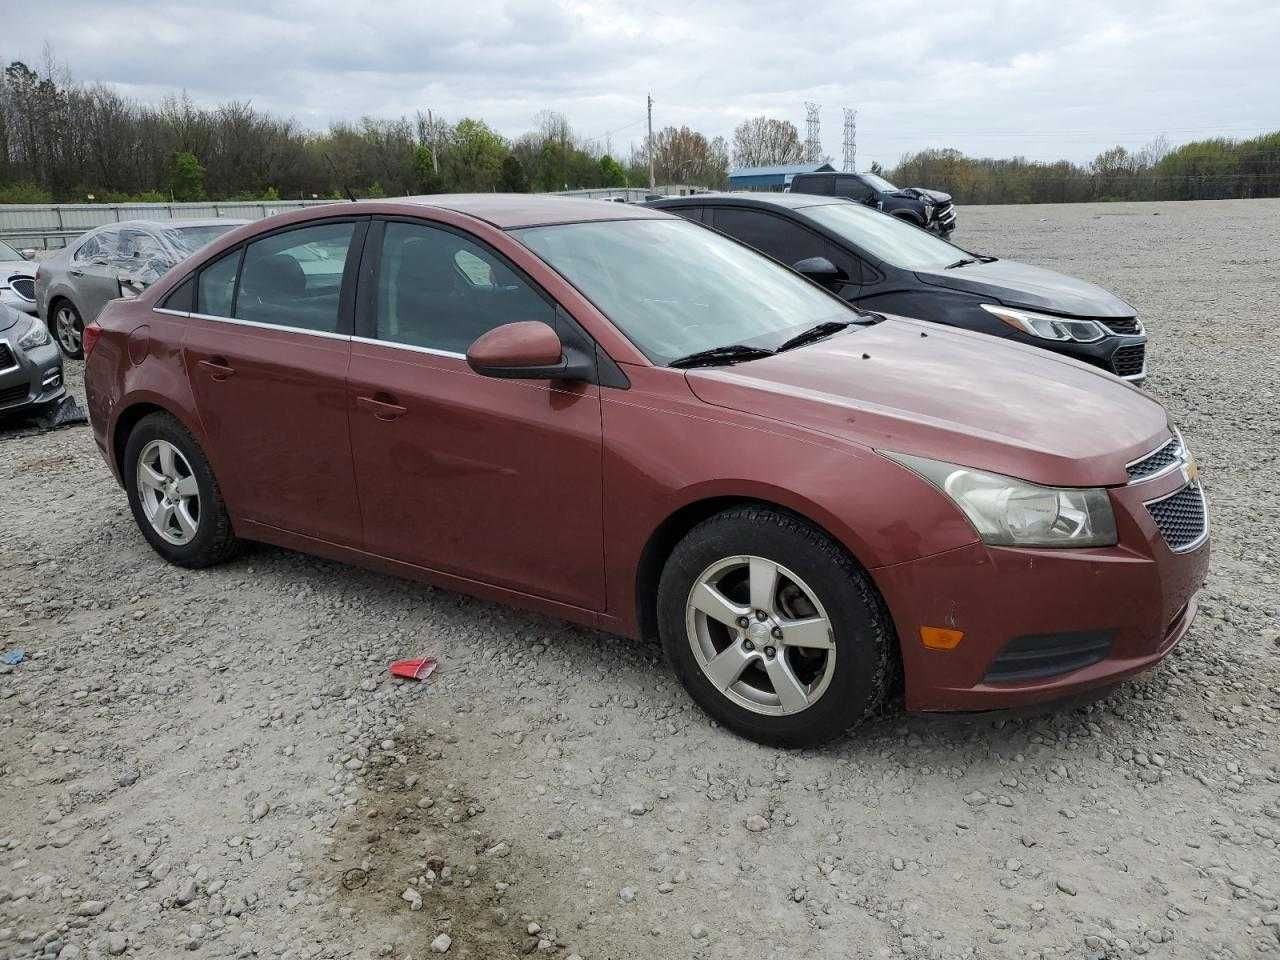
[788,171,956,237]
[646,193,1147,382]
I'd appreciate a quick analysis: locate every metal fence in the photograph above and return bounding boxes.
[0,200,336,251]
[0,188,709,251]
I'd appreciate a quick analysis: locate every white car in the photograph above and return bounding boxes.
[0,239,38,316]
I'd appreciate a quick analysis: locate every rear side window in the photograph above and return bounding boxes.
[236,222,356,333]
[162,276,195,312]
[669,205,704,223]
[197,251,239,316]
[374,221,553,354]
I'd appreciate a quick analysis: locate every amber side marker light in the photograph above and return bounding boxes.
[920,626,964,650]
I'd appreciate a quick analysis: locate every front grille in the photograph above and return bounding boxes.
[984,630,1113,683]
[1147,482,1207,552]
[1111,343,1146,377]
[1104,317,1142,335]
[0,343,15,370]
[1127,436,1184,482]
[7,276,35,301]
[0,381,29,405]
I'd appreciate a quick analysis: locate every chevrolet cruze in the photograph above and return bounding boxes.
[83,196,1209,746]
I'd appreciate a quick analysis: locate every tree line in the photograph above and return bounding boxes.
[1,57,1277,205]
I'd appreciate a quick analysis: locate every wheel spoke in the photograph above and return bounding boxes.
[703,643,754,691]
[154,501,175,532]
[691,582,749,628]
[779,615,833,651]
[174,475,199,498]
[138,464,166,491]
[764,655,810,713]
[158,443,177,479]
[748,557,779,614]
[174,502,198,538]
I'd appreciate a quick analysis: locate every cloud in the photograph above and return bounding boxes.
[6,0,1277,166]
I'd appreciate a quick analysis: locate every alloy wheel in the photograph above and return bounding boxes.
[685,555,836,716]
[54,306,81,354]
[136,439,201,545]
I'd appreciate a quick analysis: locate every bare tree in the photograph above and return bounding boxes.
[730,116,806,168]
[652,126,728,186]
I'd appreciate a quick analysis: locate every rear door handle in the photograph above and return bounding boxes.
[357,394,408,421]
[198,358,236,381]
[69,269,84,277]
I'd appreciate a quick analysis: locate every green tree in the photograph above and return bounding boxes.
[499,155,530,192]
[413,145,445,193]
[168,151,206,201]
[599,154,627,187]
[446,118,507,191]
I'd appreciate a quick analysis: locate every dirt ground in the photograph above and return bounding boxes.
[1,199,1278,960]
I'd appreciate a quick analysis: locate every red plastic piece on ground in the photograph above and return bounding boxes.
[389,658,438,681]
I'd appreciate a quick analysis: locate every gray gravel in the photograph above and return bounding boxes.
[1,198,1278,959]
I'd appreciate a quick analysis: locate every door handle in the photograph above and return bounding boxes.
[357,394,408,421]
[198,358,236,381]
[69,269,84,277]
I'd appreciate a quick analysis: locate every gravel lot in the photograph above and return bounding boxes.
[2,199,1278,960]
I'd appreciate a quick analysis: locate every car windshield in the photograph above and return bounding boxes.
[0,239,24,260]
[803,202,968,271]
[858,173,898,193]
[165,223,238,254]
[514,218,854,365]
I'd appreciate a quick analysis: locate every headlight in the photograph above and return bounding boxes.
[16,316,51,350]
[884,452,1117,548]
[980,304,1106,343]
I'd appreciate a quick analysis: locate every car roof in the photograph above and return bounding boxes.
[647,192,853,212]
[377,194,674,229]
[93,218,250,234]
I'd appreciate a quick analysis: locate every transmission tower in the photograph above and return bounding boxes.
[804,102,822,163]
[842,108,857,172]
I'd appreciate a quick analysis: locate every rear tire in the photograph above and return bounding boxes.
[51,300,84,359]
[123,412,240,568]
[657,506,894,747]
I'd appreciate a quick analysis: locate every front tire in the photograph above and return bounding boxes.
[123,412,240,568]
[657,507,894,747]
[51,300,84,359]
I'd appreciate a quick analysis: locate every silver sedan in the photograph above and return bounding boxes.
[35,218,246,358]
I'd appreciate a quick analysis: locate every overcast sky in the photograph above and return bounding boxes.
[6,0,1277,168]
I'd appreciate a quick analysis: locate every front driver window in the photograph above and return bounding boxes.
[235,221,355,333]
[374,222,553,354]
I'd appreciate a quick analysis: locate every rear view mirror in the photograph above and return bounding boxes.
[467,321,592,381]
[792,256,842,283]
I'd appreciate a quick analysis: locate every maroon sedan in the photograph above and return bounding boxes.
[83,196,1209,746]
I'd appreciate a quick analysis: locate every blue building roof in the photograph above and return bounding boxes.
[728,162,835,180]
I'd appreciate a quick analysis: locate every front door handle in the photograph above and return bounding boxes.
[69,269,84,278]
[357,394,408,421]
[198,358,236,381]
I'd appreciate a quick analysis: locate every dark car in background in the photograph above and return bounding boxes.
[0,302,64,416]
[648,193,1148,381]
[788,171,956,237]
[35,218,247,358]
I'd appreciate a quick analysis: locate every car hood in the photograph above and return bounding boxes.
[892,186,952,204]
[0,258,34,278]
[0,302,26,332]
[684,316,1168,488]
[914,259,1134,318]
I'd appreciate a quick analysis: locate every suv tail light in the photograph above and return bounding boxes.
[82,321,103,358]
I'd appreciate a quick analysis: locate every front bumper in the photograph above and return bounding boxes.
[0,287,38,316]
[0,336,65,413]
[1009,331,1148,382]
[872,465,1209,712]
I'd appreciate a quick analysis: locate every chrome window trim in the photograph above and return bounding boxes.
[152,307,191,319]
[180,310,352,342]
[1143,481,1209,554]
[350,335,465,360]
[1125,431,1186,484]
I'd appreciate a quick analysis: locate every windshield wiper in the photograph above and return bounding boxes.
[946,257,979,269]
[775,320,854,353]
[668,344,774,369]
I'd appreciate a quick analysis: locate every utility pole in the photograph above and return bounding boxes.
[805,102,822,163]
[647,94,656,190]
[428,109,439,174]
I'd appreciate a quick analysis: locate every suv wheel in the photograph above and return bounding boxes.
[123,412,240,568]
[657,507,894,747]
[52,301,84,359]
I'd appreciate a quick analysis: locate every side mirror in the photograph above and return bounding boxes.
[792,256,842,284]
[467,321,591,381]
[20,248,36,260]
